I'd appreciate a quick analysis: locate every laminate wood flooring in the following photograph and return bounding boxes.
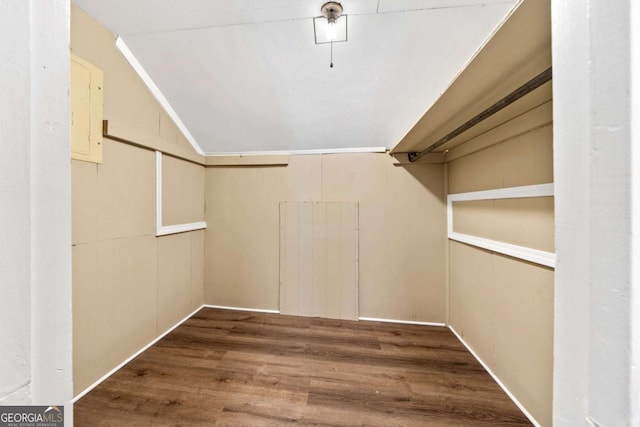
[75,308,533,426]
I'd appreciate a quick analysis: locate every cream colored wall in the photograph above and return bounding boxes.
[448,123,553,193]
[162,155,205,225]
[447,109,554,425]
[449,241,554,424]
[71,5,205,395]
[71,4,551,420]
[205,153,447,323]
[70,5,202,164]
[452,197,554,252]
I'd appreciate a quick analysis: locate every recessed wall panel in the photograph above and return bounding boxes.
[279,201,359,320]
[452,197,554,252]
[162,155,205,226]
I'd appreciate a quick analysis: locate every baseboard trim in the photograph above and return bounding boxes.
[203,304,280,314]
[359,317,445,327]
[448,326,541,427]
[72,304,206,403]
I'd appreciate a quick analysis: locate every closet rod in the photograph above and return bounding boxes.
[101,120,205,166]
[407,67,552,162]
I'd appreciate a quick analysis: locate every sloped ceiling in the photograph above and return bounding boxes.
[73,0,517,155]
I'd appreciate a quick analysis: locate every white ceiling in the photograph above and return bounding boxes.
[74,0,517,155]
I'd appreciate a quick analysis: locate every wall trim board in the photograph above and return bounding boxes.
[447,183,556,268]
[205,308,441,324]
[155,151,206,236]
[157,221,207,236]
[155,151,162,234]
[358,317,445,327]
[115,37,204,156]
[72,305,206,403]
[102,120,204,166]
[448,326,541,427]
[205,155,289,166]
[448,183,554,203]
[204,147,387,157]
[444,162,450,326]
[391,152,446,165]
[449,232,556,268]
[203,304,280,314]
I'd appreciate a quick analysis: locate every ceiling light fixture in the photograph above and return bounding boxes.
[313,2,347,68]
[322,1,342,41]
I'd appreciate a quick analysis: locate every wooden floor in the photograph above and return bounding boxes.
[75,308,532,426]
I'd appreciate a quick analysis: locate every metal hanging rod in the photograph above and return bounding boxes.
[407,67,552,162]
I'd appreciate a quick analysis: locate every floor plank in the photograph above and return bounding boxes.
[75,308,532,426]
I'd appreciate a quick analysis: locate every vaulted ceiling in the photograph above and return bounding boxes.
[73,0,517,155]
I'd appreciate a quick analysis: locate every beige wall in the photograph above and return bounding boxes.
[452,197,554,252]
[449,241,554,424]
[162,155,205,225]
[447,107,554,425]
[72,5,552,421]
[70,5,202,163]
[205,153,447,323]
[71,5,205,395]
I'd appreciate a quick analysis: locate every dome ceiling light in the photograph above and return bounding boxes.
[313,2,347,68]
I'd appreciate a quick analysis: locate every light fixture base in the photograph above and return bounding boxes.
[321,2,343,22]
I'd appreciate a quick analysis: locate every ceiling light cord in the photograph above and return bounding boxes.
[330,40,334,68]
[319,2,342,68]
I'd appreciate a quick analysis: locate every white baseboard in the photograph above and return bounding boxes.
[358,316,445,327]
[72,304,206,403]
[73,304,279,402]
[448,325,541,427]
[203,304,280,314]
[74,303,536,427]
